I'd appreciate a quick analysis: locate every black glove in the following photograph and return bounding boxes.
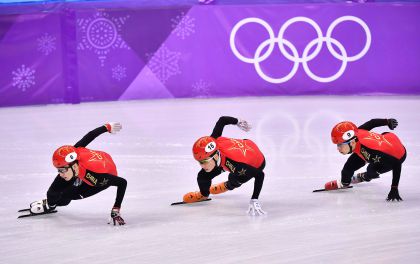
[109,207,125,225]
[387,118,398,130]
[386,187,403,201]
[226,179,242,190]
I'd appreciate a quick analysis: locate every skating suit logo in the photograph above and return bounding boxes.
[89,150,103,161]
[228,139,254,157]
[360,147,371,161]
[372,155,381,163]
[230,16,371,83]
[99,178,109,186]
[238,168,247,176]
[85,173,98,186]
[363,132,392,147]
[225,160,236,173]
[88,150,107,168]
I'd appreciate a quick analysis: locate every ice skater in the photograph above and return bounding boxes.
[324,118,406,201]
[182,116,267,215]
[25,122,127,225]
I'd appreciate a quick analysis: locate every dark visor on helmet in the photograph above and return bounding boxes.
[57,166,70,173]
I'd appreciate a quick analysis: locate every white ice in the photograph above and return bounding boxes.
[1,96,420,264]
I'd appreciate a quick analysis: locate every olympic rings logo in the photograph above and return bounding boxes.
[230,16,371,83]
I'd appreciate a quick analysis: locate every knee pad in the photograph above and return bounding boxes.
[226,180,242,190]
[365,171,380,181]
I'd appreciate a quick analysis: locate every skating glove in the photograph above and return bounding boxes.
[105,122,122,134]
[237,119,252,132]
[109,207,125,225]
[387,118,398,130]
[247,199,266,216]
[387,186,403,202]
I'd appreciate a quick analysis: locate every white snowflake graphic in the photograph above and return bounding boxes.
[37,33,56,55]
[146,45,181,84]
[171,12,195,40]
[192,79,211,98]
[77,12,130,66]
[12,65,35,92]
[112,64,127,81]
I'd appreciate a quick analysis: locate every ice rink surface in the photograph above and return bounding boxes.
[1,96,419,264]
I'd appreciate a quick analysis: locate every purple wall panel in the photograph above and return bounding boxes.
[0,3,419,107]
[0,13,66,106]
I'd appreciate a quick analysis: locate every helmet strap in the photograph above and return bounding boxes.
[69,161,78,178]
[348,142,354,154]
[212,151,221,167]
[347,138,358,154]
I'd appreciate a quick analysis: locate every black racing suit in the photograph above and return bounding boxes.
[47,126,127,208]
[197,116,265,199]
[341,119,406,187]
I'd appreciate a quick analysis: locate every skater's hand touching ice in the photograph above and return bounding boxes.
[247,199,266,216]
[109,207,125,225]
[387,187,403,202]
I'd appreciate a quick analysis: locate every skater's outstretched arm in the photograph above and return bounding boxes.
[210,116,238,138]
[74,122,122,148]
[358,118,398,131]
[210,116,251,138]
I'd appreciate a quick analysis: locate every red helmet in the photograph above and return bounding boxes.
[52,145,78,168]
[192,136,218,161]
[331,121,358,144]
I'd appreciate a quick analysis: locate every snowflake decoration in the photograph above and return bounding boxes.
[192,79,211,98]
[77,12,130,66]
[146,45,181,84]
[112,64,127,81]
[37,33,56,55]
[171,12,195,40]
[12,65,35,92]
